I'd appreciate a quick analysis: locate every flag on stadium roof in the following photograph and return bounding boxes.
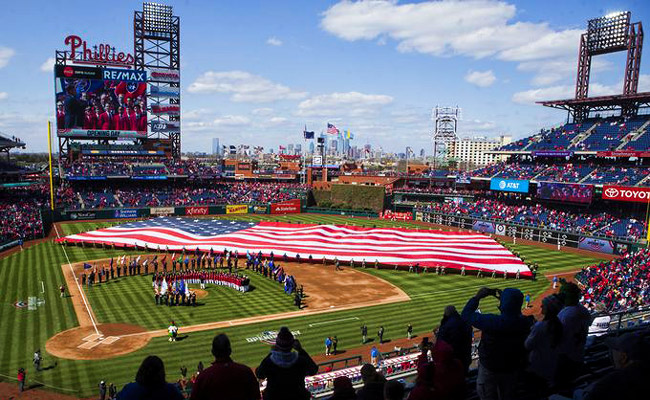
[304,126,315,139]
[59,218,531,276]
[327,123,339,135]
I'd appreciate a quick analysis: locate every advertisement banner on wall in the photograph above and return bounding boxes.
[150,121,180,133]
[578,237,614,254]
[114,209,138,218]
[149,85,180,99]
[149,68,180,83]
[151,105,181,116]
[186,206,209,216]
[490,178,529,193]
[495,224,506,236]
[472,220,496,233]
[602,185,650,202]
[69,211,97,220]
[270,199,301,214]
[252,205,268,214]
[150,207,175,216]
[226,204,248,214]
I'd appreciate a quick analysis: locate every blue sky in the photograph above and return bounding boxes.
[1,0,649,153]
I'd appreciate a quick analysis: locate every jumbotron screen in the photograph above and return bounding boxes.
[537,182,593,204]
[54,65,147,139]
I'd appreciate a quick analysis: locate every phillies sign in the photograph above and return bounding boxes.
[64,35,134,67]
[602,186,650,202]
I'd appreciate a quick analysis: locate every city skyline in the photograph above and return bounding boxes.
[1,1,649,153]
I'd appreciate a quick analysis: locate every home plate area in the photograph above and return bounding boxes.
[78,333,121,349]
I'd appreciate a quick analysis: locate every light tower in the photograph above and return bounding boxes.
[431,106,460,169]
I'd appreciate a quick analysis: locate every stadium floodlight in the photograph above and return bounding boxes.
[586,11,630,55]
[143,2,173,33]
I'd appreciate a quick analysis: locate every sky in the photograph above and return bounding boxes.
[1,0,649,154]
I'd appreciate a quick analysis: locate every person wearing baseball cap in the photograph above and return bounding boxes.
[581,330,650,400]
[255,327,318,400]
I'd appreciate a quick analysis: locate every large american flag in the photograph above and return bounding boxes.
[59,217,530,275]
[327,123,339,135]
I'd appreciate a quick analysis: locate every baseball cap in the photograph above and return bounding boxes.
[605,331,649,360]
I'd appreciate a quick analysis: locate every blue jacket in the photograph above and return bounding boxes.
[461,288,533,372]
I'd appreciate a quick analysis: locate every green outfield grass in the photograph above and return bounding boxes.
[0,214,610,397]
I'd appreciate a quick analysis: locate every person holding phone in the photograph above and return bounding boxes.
[461,287,534,400]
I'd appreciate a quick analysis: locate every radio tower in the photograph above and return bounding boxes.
[431,106,460,169]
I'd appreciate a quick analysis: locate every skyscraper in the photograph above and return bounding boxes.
[212,138,221,156]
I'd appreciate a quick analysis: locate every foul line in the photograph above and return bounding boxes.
[54,224,100,335]
[308,317,359,327]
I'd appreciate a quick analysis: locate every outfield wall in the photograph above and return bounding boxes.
[416,210,638,255]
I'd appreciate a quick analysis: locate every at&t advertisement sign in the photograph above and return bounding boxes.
[490,178,529,193]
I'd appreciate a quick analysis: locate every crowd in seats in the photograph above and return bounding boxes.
[576,249,650,313]
[64,182,309,210]
[471,162,548,180]
[0,185,47,244]
[498,116,650,153]
[574,117,647,151]
[582,166,650,186]
[534,164,594,183]
[395,186,481,196]
[470,162,650,186]
[420,198,646,240]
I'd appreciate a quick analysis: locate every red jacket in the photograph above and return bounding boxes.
[99,112,111,130]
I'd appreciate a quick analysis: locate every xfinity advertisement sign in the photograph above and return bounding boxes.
[490,178,529,193]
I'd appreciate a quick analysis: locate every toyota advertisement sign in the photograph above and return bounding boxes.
[602,186,650,202]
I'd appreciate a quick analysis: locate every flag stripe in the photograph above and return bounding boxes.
[59,220,530,275]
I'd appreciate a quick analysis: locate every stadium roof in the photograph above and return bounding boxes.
[537,92,650,111]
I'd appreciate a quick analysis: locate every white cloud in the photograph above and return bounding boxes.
[40,57,55,72]
[512,85,573,104]
[321,1,583,83]
[0,92,7,101]
[465,70,496,87]
[187,70,307,102]
[213,115,251,127]
[268,116,288,125]
[266,37,283,46]
[510,77,650,104]
[0,47,15,68]
[252,107,274,116]
[297,91,393,117]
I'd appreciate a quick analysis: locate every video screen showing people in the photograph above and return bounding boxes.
[537,182,593,204]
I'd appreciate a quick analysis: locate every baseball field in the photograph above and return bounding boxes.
[0,214,610,397]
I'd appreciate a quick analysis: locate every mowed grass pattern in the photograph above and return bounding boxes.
[0,214,610,397]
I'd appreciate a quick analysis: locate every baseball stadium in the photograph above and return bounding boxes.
[1,2,650,400]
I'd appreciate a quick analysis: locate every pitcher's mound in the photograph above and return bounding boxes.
[193,289,208,299]
[46,323,150,360]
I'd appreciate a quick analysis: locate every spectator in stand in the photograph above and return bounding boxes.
[524,294,564,394]
[356,363,386,400]
[384,380,405,400]
[255,327,318,400]
[461,287,533,400]
[190,333,260,400]
[580,330,650,400]
[407,349,437,400]
[576,249,650,312]
[437,305,473,373]
[556,282,592,388]
[328,376,357,400]
[117,355,183,400]
[432,339,465,400]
